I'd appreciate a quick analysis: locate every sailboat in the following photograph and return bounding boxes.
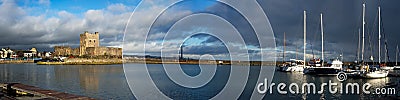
[347,3,369,78]
[281,59,306,72]
[361,69,389,78]
[278,32,305,72]
[277,32,286,71]
[394,45,400,69]
[380,43,394,70]
[361,5,388,78]
[303,13,343,75]
[378,6,394,70]
[282,11,308,72]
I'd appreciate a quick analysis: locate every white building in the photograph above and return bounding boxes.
[1,48,13,58]
[0,51,3,58]
[45,52,52,57]
[23,51,34,58]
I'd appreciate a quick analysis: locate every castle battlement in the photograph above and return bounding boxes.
[54,31,122,58]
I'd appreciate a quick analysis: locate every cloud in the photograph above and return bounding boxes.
[122,0,278,61]
[107,3,130,13]
[258,0,400,62]
[2,0,399,61]
[0,0,131,51]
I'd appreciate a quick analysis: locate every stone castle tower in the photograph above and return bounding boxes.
[54,31,122,58]
[80,31,100,56]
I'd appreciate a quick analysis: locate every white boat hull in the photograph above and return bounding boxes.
[393,66,400,70]
[381,66,394,70]
[282,66,304,72]
[362,71,388,78]
[303,67,342,75]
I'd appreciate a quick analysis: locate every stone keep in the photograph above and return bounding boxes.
[80,31,99,56]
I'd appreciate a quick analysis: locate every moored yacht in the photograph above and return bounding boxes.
[394,45,400,70]
[380,63,394,70]
[308,58,322,67]
[376,5,394,71]
[346,3,389,79]
[280,10,308,72]
[303,58,343,75]
[393,65,400,70]
[281,59,306,72]
[361,67,389,78]
[303,13,343,75]
[362,71,388,78]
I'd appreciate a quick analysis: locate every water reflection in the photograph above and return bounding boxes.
[0,64,133,99]
[0,64,399,99]
[269,71,399,100]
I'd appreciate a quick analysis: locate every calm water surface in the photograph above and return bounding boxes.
[1,63,399,99]
[0,63,134,99]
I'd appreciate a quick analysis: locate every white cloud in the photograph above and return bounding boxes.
[0,1,132,51]
[85,10,104,23]
[0,0,25,24]
[58,10,75,19]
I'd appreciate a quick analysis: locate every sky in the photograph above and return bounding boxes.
[0,0,400,62]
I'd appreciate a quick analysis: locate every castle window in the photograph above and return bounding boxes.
[94,40,95,43]
[89,40,92,42]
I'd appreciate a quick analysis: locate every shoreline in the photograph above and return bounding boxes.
[37,58,123,65]
[0,60,34,64]
[1,59,272,65]
[2,59,392,66]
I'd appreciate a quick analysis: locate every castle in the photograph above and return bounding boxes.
[54,31,122,58]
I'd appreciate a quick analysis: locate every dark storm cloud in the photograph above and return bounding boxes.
[182,34,225,55]
[147,0,260,47]
[203,2,261,48]
[202,35,222,44]
[151,0,400,61]
[257,0,400,62]
[183,45,259,57]
[258,0,361,60]
[184,45,228,55]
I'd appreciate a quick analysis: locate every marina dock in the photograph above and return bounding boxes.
[0,83,94,100]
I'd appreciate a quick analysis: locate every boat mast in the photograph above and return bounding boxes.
[296,47,299,60]
[397,45,398,66]
[385,38,388,64]
[357,28,360,62]
[321,13,324,66]
[362,3,365,63]
[304,10,307,67]
[283,32,286,62]
[378,6,381,64]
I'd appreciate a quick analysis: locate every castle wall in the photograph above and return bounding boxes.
[54,46,80,56]
[54,31,122,58]
[85,47,122,57]
[54,46,72,56]
[72,48,80,56]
